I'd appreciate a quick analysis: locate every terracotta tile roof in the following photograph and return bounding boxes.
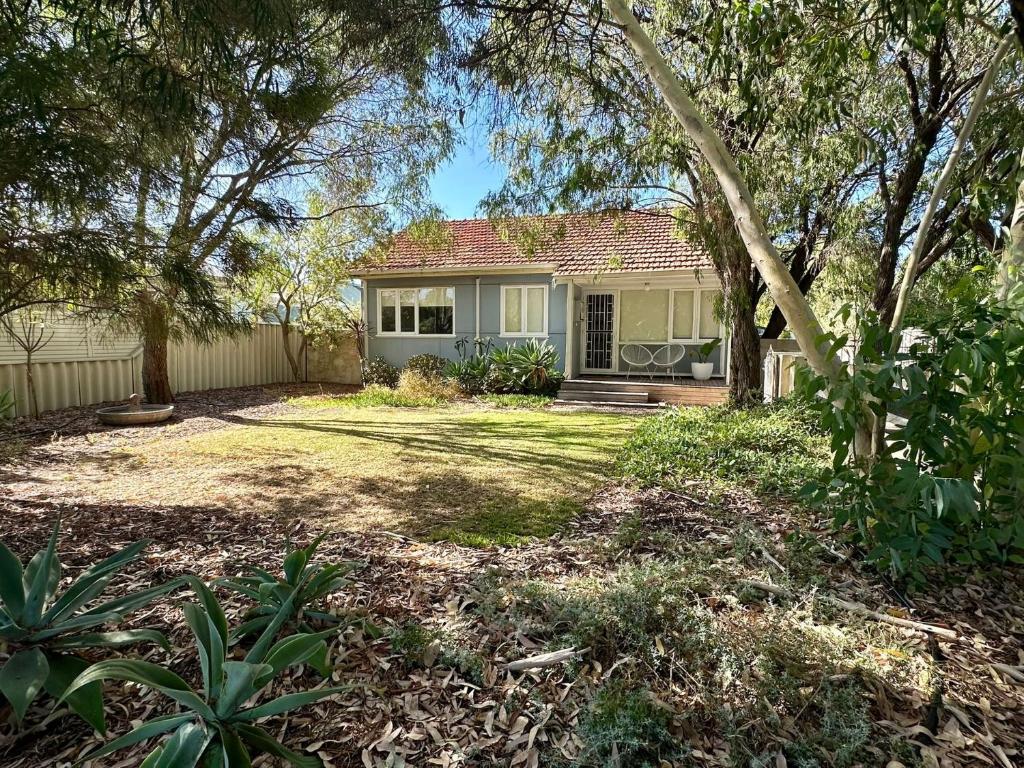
[355,211,711,275]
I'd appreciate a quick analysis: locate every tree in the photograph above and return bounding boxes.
[243,194,373,381]
[467,0,1022,405]
[1,310,54,419]
[123,0,453,403]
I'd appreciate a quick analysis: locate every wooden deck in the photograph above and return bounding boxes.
[556,376,729,407]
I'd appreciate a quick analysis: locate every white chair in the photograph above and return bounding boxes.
[652,344,686,381]
[620,344,654,380]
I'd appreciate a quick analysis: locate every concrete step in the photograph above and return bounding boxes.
[556,388,650,404]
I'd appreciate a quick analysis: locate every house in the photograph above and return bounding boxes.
[351,212,729,405]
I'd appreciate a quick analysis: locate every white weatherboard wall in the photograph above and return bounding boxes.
[0,319,305,418]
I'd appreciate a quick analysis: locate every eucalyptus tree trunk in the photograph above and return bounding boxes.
[280,320,303,382]
[603,0,839,383]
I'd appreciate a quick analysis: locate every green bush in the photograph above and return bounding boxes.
[361,356,399,388]
[64,578,344,767]
[444,356,491,395]
[576,682,680,768]
[802,301,1024,583]
[618,400,830,498]
[486,340,564,395]
[0,518,180,730]
[404,353,448,379]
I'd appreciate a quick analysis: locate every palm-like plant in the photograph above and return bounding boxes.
[505,339,563,394]
[219,535,360,643]
[0,518,177,730]
[63,578,346,767]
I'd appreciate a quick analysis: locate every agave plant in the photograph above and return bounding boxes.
[64,578,345,767]
[0,518,178,730]
[219,535,361,646]
[504,339,564,394]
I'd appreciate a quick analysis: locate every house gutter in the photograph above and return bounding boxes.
[352,264,557,279]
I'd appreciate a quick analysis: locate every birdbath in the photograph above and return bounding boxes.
[96,393,175,426]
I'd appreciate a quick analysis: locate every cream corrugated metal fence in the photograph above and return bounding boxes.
[0,325,305,418]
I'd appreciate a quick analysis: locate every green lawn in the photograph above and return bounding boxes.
[90,403,637,546]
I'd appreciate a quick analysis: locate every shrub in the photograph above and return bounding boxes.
[0,518,180,729]
[444,356,491,395]
[618,400,829,498]
[361,356,399,388]
[576,682,680,768]
[487,340,564,395]
[220,535,364,643]
[404,353,447,379]
[397,369,460,402]
[64,578,345,767]
[802,301,1024,583]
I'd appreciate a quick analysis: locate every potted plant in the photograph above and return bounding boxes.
[690,339,720,380]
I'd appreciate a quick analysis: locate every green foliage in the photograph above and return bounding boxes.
[0,388,13,420]
[802,302,1024,583]
[323,385,449,409]
[486,340,564,395]
[64,579,345,768]
[220,536,362,644]
[361,356,400,388]
[575,682,680,768]
[618,400,829,499]
[388,622,485,684]
[444,356,491,395]
[0,518,178,730]
[404,354,448,379]
[477,393,553,409]
[691,338,721,364]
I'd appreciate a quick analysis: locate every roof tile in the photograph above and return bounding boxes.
[358,211,711,275]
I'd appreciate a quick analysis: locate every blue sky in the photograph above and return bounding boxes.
[427,127,506,219]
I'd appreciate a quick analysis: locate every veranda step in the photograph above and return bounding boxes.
[556,389,650,404]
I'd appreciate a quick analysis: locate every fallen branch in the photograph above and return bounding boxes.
[504,647,589,672]
[991,663,1024,684]
[739,579,958,641]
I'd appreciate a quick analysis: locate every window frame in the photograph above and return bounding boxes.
[500,284,549,338]
[376,286,456,338]
[668,288,723,343]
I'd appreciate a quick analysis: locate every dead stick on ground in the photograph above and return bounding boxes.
[739,579,958,641]
[505,647,589,672]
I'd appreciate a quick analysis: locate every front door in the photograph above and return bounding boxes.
[583,292,615,372]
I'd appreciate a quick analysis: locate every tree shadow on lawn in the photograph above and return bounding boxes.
[218,462,588,546]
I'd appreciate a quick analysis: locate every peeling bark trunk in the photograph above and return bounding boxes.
[730,304,761,406]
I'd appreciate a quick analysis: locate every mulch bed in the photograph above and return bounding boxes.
[1,488,1022,768]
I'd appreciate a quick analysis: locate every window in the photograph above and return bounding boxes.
[619,289,668,341]
[671,290,694,339]
[377,287,454,336]
[502,285,548,336]
[667,289,721,340]
[698,289,721,339]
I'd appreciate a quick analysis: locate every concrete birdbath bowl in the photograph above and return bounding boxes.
[96,394,174,426]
